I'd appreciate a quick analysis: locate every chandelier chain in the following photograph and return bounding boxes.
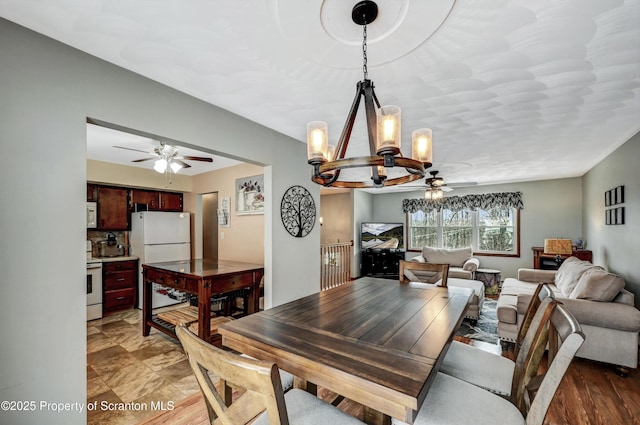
[362,23,368,80]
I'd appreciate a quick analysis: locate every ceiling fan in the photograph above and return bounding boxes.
[404,170,477,199]
[114,142,212,173]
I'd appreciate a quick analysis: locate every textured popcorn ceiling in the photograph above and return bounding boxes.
[2,0,639,190]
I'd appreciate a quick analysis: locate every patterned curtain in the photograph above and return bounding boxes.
[402,191,524,213]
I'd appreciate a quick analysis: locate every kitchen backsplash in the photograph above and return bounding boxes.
[87,230,129,257]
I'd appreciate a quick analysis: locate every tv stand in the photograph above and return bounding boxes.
[361,249,405,279]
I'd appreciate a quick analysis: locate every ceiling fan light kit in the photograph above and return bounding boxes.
[424,188,444,200]
[114,141,212,176]
[307,0,432,189]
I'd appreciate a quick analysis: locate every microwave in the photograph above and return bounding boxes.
[87,202,97,228]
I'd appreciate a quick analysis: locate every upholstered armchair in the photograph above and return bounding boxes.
[409,246,480,279]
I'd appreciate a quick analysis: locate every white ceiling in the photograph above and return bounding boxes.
[86,123,243,176]
[2,0,639,190]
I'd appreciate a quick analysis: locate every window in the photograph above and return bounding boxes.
[442,208,472,249]
[477,207,516,253]
[408,207,519,256]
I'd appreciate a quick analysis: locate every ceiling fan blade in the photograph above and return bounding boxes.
[113,145,153,154]
[131,157,155,163]
[441,186,454,192]
[173,159,192,168]
[181,155,213,162]
[447,182,477,187]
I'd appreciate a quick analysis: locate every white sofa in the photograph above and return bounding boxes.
[409,246,480,279]
[408,247,484,320]
[497,257,640,371]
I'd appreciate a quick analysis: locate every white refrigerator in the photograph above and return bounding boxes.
[130,211,191,308]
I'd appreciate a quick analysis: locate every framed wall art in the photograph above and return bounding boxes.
[236,175,264,215]
[605,185,625,207]
[615,186,624,204]
[218,196,230,227]
[604,185,625,225]
[615,207,625,225]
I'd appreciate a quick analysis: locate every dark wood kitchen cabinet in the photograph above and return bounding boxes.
[159,192,183,211]
[87,183,98,202]
[131,189,160,210]
[130,188,183,212]
[97,186,129,230]
[103,260,137,315]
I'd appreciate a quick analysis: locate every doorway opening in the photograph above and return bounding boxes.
[202,192,219,259]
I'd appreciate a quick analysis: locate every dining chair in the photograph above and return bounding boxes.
[439,284,554,396]
[399,260,449,285]
[391,302,585,425]
[175,324,365,425]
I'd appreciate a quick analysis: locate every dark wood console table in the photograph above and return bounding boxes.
[532,247,592,269]
[142,259,263,344]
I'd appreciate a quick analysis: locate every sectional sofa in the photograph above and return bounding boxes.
[497,256,640,372]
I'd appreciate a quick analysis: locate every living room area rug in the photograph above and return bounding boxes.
[455,298,498,344]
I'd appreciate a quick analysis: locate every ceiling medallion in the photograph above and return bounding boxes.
[281,186,316,238]
[307,0,433,189]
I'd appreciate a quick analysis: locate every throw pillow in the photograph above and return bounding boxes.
[554,256,601,296]
[463,258,480,272]
[421,246,472,267]
[569,268,625,302]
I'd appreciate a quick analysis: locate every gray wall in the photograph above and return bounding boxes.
[352,190,375,277]
[320,192,352,243]
[370,178,584,279]
[583,132,640,307]
[0,19,319,425]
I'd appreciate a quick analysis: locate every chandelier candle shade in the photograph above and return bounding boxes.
[307,1,432,188]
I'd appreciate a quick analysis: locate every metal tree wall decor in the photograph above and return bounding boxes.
[281,185,316,237]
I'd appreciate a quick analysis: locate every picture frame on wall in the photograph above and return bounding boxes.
[236,174,265,215]
[616,186,624,204]
[606,209,611,225]
[616,207,625,225]
[605,190,611,206]
[218,196,230,227]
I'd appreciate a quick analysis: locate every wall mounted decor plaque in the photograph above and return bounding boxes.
[280,185,316,237]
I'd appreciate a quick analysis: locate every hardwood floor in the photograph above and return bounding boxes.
[88,309,640,425]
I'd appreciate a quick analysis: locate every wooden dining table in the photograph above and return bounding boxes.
[218,276,473,425]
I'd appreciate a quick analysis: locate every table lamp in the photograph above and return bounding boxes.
[544,238,573,267]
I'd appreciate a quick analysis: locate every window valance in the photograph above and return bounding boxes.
[402,191,524,213]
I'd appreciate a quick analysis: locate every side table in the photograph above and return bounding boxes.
[474,268,501,295]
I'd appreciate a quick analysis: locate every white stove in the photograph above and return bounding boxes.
[86,241,103,321]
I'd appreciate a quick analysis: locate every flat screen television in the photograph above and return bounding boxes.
[361,222,404,250]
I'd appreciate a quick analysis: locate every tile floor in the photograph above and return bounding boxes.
[87,308,199,425]
[86,305,504,425]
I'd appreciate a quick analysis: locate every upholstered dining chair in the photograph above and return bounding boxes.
[439,284,554,396]
[391,302,585,425]
[175,324,365,425]
[399,260,449,285]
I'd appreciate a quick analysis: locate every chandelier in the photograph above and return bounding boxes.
[307,1,433,188]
